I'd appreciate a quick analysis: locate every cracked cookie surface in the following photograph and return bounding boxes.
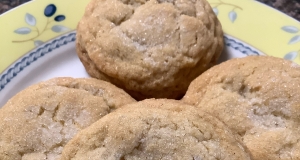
[182,56,300,160]
[76,0,223,100]
[60,99,251,160]
[0,77,135,160]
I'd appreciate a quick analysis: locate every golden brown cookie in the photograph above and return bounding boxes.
[76,0,224,100]
[61,99,252,160]
[0,77,135,160]
[182,56,300,160]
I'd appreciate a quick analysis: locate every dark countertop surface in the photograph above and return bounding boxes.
[0,0,299,21]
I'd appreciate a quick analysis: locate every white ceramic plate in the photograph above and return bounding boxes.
[0,0,299,107]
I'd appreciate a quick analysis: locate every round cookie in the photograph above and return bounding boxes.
[76,0,224,100]
[0,77,135,160]
[61,99,252,160]
[182,56,300,160]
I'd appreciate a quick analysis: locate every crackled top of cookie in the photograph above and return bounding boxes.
[182,56,300,159]
[0,77,135,160]
[77,0,223,99]
[61,99,251,160]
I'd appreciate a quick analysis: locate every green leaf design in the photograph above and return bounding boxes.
[25,13,36,26]
[34,40,44,46]
[14,27,31,34]
[213,8,219,16]
[281,26,299,33]
[288,35,300,44]
[284,51,298,60]
[51,25,70,33]
[228,10,237,23]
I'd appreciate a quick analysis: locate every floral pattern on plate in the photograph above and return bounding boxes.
[12,4,69,47]
[210,0,243,23]
[281,25,300,60]
[1,0,300,75]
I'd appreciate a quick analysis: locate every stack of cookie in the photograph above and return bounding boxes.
[0,77,252,159]
[1,0,300,160]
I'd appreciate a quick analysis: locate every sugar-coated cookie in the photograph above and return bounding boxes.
[0,77,135,160]
[76,0,224,100]
[61,99,251,160]
[182,56,300,160]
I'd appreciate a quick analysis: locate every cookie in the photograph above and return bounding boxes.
[76,0,224,100]
[61,99,252,160]
[182,56,300,159]
[0,77,135,160]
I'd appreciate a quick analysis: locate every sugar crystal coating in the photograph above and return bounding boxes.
[182,56,300,160]
[77,0,224,100]
[61,99,251,160]
[0,77,135,160]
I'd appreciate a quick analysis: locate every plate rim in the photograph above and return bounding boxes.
[0,32,261,92]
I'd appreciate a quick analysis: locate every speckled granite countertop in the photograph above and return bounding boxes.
[0,0,299,21]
